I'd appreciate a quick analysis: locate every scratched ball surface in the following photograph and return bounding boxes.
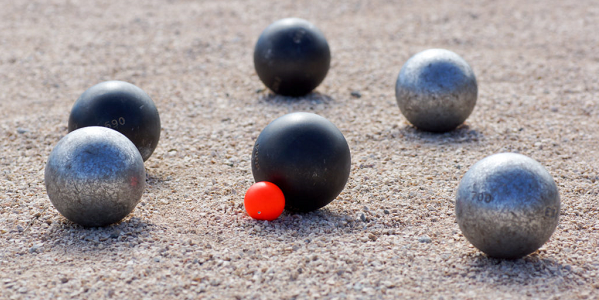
[456,153,560,259]
[45,127,146,227]
[395,48,477,132]
[251,112,351,212]
[68,80,161,161]
[253,18,330,96]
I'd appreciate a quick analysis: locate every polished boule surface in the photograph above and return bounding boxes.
[45,127,146,227]
[395,48,477,132]
[456,153,560,259]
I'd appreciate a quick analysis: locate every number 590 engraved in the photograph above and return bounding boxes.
[104,117,126,129]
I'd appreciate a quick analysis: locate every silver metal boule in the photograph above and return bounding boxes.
[455,153,560,259]
[395,49,477,132]
[45,126,146,227]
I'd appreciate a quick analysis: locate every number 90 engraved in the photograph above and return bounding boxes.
[104,117,126,129]
[472,192,493,203]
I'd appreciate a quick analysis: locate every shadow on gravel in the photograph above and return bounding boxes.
[395,124,484,145]
[41,217,155,252]
[247,207,367,238]
[145,171,171,194]
[146,171,167,187]
[257,91,334,109]
[461,253,574,283]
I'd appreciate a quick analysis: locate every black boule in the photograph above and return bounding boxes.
[68,81,161,161]
[253,18,331,97]
[251,112,351,212]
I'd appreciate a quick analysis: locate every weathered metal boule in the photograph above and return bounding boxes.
[395,48,477,132]
[45,126,146,227]
[456,153,560,259]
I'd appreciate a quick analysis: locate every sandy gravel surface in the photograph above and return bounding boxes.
[1,0,599,299]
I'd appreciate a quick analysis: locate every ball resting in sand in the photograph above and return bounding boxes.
[395,48,477,132]
[456,153,560,259]
[45,126,146,227]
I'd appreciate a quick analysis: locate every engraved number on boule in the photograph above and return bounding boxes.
[253,143,260,170]
[472,192,493,203]
[104,117,126,129]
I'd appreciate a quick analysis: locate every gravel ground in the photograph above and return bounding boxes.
[1,0,599,299]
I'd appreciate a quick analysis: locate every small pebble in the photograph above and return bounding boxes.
[29,244,43,253]
[350,91,362,98]
[418,235,432,243]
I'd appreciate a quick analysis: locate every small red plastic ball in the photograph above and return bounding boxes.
[244,182,285,221]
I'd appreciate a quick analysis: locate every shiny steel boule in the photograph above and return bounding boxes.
[456,153,560,259]
[395,49,477,132]
[45,127,146,227]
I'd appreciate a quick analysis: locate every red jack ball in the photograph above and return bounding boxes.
[244,182,285,221]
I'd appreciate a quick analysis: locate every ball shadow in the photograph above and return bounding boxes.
[257,91,334,109]
[41,217,156,253]
[394,123,484,145]
[246,207,365,239]
[460,252,574,284]
[145,170,169,190]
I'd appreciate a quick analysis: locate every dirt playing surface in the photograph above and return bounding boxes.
[1,0,599,299]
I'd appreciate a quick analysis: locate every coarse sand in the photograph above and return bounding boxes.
[1,0,599,299]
